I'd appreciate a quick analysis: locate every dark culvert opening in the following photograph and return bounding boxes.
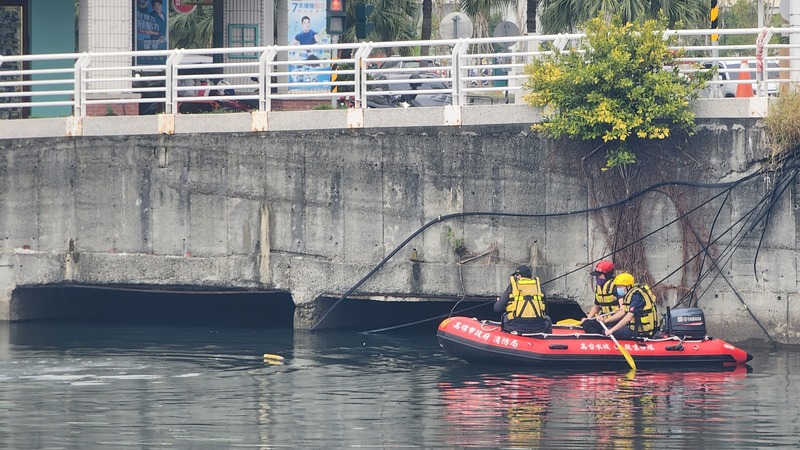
[12,287,587,332]
[11,286,296,328]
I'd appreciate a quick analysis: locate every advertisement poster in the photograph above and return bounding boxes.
[287,0,331,92]
[135,0,168,64]
[0,5,24,119]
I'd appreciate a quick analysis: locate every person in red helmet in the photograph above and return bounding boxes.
[581,260,621,334]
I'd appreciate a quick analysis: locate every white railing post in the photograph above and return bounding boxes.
[516,36,540,105]
[451,40,465,106]
[355,43,371,109]
[261,47,278,112]
[73,53,90,117]
[164,50,183,115]
[755,28,772,97]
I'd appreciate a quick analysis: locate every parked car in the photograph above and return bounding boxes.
[699,60,780,98]
[367,73,452,108]
[375,57,450,78]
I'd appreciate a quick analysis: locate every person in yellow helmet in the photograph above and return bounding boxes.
[581,260,622,334]
[493,265,552,334]
[603,272,660,339]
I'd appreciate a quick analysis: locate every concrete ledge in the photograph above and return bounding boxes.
[83,115,160,136]
[175,112,253,134]
[363,107,448,128]
[461,104,543,126]
[0,99,775,139]
[268,109,349,131]
[0,118,69,139]
[691,98,770,118]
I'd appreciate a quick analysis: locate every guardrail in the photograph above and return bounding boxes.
[1,27,800,119]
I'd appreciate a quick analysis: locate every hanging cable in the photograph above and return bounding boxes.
[360,300,493,334]
[664,179,777,299]
[545,179,745,287]
[310,172,769,331]
[694,189,732,303]
[751,166,799,282]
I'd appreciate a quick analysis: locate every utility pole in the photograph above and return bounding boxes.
[711,0,721,98]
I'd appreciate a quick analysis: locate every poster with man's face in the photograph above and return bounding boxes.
[287,0,331,92]
[135,0,168,65]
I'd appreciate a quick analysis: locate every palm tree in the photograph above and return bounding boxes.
[372,0,421,50]
[169,5,214,49]
[538,0,707,34]
[354,0,420,56]
[461,0,515,40]
[339,0,419,56]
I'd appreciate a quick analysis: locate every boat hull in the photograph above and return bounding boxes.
[437,316,752,368]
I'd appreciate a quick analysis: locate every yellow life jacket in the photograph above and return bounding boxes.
[594,279,619,315]
[622,284,659,336]
[505,276,546,320]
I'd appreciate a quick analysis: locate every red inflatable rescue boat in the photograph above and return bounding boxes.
[437,314,752,369]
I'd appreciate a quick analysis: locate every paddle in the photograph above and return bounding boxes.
[555,318,582,326]
[556,312,615,327]
[557,312,618,327]
[597,319,636,371]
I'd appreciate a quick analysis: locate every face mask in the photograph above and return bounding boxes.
[615,287,627,297]
[595,276,605,286]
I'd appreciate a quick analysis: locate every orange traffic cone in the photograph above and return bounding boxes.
[735,60,753,98]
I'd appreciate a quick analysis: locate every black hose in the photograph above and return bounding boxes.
[310,172,770,331]
[360,300,493,334]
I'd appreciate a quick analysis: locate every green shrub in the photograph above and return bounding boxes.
[523,15,713,170]
[765,89,800,159]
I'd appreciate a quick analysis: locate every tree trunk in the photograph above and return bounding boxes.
[420,0,432,59]
[526,0,537,34]
[213,0,224,62]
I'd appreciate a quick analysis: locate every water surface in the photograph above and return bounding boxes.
[0,321,797,449]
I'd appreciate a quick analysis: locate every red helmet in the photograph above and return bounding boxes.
[590,260,615,276]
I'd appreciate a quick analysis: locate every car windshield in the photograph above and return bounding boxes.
[372,80,448,91]
[378,59,439,69]
[748,61,780,80]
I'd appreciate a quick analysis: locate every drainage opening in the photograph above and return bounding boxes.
[11,285,295,328]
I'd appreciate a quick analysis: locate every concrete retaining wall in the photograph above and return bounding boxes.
[0,106,796,343]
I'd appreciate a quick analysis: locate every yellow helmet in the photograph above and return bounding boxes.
[613,272,634,286]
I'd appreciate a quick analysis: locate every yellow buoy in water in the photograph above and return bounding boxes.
[262,353,285,365]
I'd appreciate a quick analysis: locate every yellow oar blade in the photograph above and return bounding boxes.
[615,340,636,371]
[597,319,636,371]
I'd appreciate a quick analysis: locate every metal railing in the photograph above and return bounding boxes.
[2,27,800,119]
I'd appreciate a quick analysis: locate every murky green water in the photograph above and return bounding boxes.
[0,321,796,449]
